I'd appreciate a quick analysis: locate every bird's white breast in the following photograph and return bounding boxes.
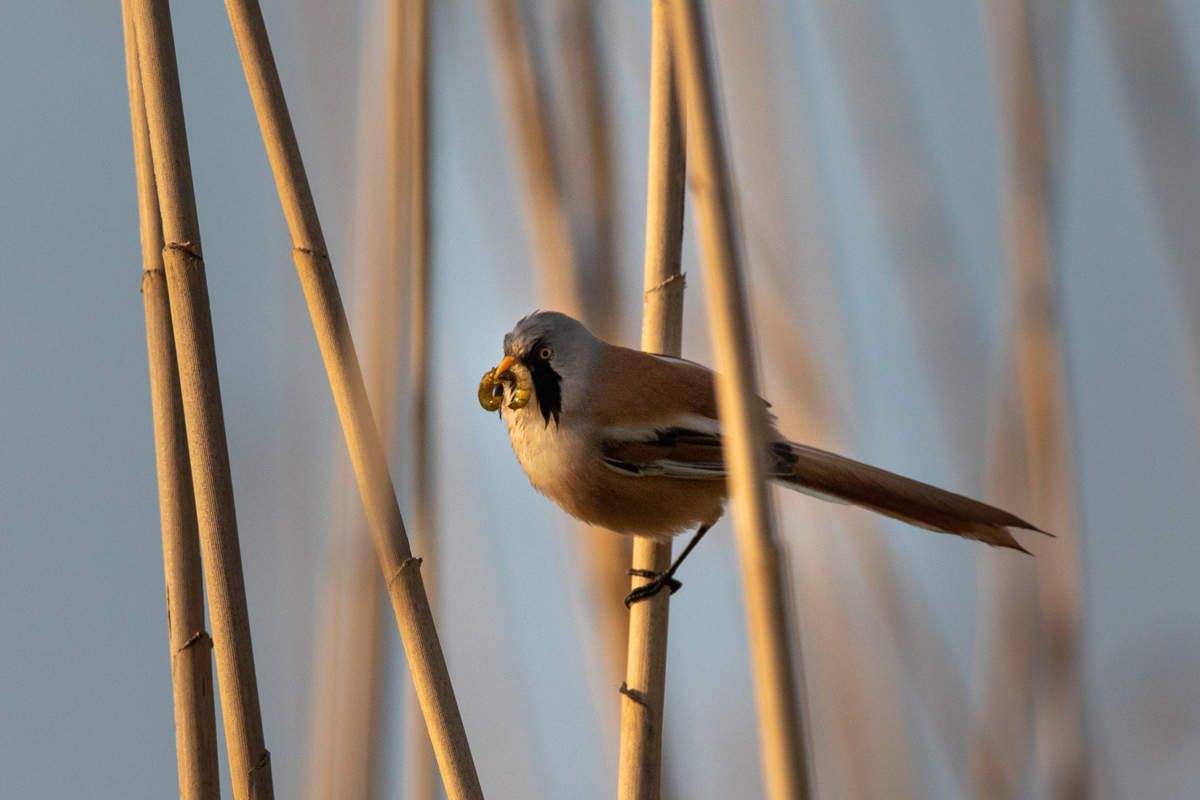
[502,404,589,504]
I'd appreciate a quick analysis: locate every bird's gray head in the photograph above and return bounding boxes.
[486,311,601,427]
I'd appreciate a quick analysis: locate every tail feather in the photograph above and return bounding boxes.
[775,441,1047,552]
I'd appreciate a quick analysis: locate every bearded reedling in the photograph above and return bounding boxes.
[481,311,1048,606]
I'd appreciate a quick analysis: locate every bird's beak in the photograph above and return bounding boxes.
[493,355,516,380]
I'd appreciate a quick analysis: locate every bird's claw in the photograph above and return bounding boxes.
[624,569,683,607]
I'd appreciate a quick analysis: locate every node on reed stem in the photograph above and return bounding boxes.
[130,1,273,796]
[221,2,481,796]
[121,3,220,796]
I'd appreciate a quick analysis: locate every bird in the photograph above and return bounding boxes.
[479,310,1047,606]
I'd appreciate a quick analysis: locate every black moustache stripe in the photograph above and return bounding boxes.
[522,341,562,427]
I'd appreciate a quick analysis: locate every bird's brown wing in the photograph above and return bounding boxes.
[590,346,721,425]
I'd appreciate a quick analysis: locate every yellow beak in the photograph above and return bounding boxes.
[493,355,516,380]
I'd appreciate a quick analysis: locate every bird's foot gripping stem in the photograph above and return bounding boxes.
[624,568,683,607]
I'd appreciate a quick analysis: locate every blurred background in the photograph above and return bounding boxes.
[3,0,1200,798]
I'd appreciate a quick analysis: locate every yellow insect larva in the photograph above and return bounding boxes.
[507,386,531,409]
[477,369,503,412]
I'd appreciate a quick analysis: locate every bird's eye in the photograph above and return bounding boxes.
[538,346,553,361]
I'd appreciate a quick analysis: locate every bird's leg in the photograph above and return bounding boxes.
[624,524,712,607]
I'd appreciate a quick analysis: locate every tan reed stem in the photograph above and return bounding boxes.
[671,2,812,797]
[616,2,686,797]
[130,2,273,796]
[402,0,441,797]
[977,2,1087,797]
[220,3,482,796]
[481,0,633,705]
[121,5,220,797]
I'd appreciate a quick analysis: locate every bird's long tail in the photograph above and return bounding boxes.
[774,441,1047,552]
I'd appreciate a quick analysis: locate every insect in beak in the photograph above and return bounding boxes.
[477,355,531,411]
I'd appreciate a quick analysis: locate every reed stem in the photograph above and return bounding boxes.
[130,2,273,796]
[616,2,686,797]
[671,1,812,797]
[402,0,441,797]
[977,1,1087,796]
[122,4,220,797]
[220,3,482,796]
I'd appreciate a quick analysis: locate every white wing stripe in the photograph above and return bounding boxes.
[601,413,723,443]
[601,457,726,480]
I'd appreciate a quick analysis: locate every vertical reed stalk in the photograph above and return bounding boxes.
[220,3,482,796]
[403,1,441,797]
[481,0,632,706]
[978,1,1087,797]
[122,4,220,797]
[616,2,686,797]
[671,2,812,797]
[130,2,273,796]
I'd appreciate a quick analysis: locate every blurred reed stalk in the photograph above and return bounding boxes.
[808,0,988,470]
[316,0,430,794]
[554,0,619,342]
[481,0,632,701]
[481,0,582,306]
[754,309,916,799]
[761,278,1005,794]
[976,1,1087,797]
[303,2,415,796]
[220,2,482,797]
[1096,0,1200,423]
[401,0,441,797]
[616,1,685,797]
[121,4,220,797]
[671,1,812,797]
[130,1,274,796]
[303,35,390,800]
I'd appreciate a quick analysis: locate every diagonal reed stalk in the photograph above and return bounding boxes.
[129,1,273,796]
[481,0,632,707]
[121,4,220,797]
[976,1,1087,797]
[671,1,813,797]
[220,2,482,797]
[402,0,441,797]
[616,1,686,797]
